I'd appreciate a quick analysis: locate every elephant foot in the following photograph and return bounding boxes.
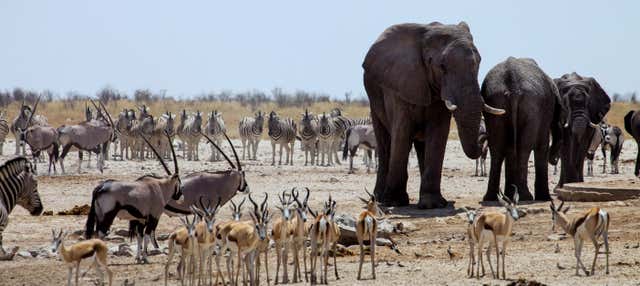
[534,191,552,201]
[482,190,498,201]
[379,189,409,207]
[417,193,448,209]
[518,190,534,201]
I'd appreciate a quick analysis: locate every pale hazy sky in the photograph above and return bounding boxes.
[0,1,637,98]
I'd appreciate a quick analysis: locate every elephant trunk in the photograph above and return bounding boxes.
[443,74,484,160]
[454,110,483,159]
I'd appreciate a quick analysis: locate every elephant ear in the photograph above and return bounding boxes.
[624,110,636,136]
[363,24,432,107]
[585,77,611,125]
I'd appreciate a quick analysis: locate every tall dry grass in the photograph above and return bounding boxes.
[1,100,371,139]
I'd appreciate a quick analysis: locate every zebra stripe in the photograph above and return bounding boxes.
[239,111,264,160]
[205,110,226,161]
[182,112,203,161]
[268,111,297,165]
[318,113,342,166]
[0,157,42,255]
[0,114,9,156]
[299,110,319,165]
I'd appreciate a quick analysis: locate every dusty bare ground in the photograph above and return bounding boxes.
[1,138,640,286]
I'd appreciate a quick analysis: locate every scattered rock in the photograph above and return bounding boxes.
[42,210,53,216]
[506,278,547,286]
[110,244,133,257]
[546,234,567,241]
[148,249,163,256]
[329,177,339,183]
[57,204,91,215]
[104,236,125,243]
[524,207,546,215]
[114,229,130,237]
[72,229,85,236]
[624,242,640,249]
[556,263,566,270]
[17,251,33,258]
[157,233,170,241]
[554,243,561,253]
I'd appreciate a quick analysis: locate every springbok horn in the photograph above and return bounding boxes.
[222,132,242,171]
[140,133,171,176]
[261,193,268,211]
[249,193,259,211]
[213,197,221,214]
[230,199,237,210]
[238,197,246,209]
[304,187,310,204]
[365,187,373,199]
[200,131,236,169]
[444,99,457,111]
[558,201,565,211]
[198,196,208,211]
[484,103,506,115]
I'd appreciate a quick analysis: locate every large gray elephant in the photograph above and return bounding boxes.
[482,57,560,201]
[624,110,640,176]
[363,22,505,208]
[553,73,611,187]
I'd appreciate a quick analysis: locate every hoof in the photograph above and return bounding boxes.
[417,193,448,209]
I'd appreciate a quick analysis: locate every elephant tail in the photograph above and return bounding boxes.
[509,91,518,151]
[342,127,352,160]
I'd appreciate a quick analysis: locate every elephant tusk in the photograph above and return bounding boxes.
[444,100,457,111]
[564,123,569,128]
[589,122,599,128]
[483,104,506,115]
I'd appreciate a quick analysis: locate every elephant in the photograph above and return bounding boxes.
[553,72,611,188]
[624,110,640,176]
[362,22,505,208]
[482,57,560,202]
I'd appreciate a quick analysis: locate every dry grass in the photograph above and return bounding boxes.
[1,100,371,139]
[605,102,639,137]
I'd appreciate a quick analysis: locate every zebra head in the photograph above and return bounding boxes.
[319,112,331,136]
[17,161,43,216]
[118,109,133,131]
[163,112,175,135]
[254,111,264,133]
[330,107,342,117]
[268,111,280,135]
[140,115,156,134]
[192,111,203,133]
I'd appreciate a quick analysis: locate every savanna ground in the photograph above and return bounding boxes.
[0,101,639,285]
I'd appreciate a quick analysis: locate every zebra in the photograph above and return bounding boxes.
[205,110,226,162]
[299,109,319,166]
[318,112,342,166]
[151,112,175,159]
[0,157,43,260]
[0,112,9,156]
[268,111,297,165]
[130,113,156,160]
[601,124,624,174]
[476,118,489,177]
[182,111,203,161]
[115,109,136,160]
[11,99,48,156]
[239,111,265,160]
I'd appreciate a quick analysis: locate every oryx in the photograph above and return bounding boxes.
[164,131,250,216]
[15,97,59,175]
[58,100,116,174]
[85,132,182,264]
[11,98,48,155]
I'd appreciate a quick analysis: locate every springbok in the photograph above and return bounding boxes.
[310,196,340,284]
[474,189,520,280]
[272,190,295,284]
[192,198,221,286]
[462,208,480,278]
[249,193,271,286]
[165,213,199,286]
[291,188,310,283]
[50,229,113,286]
[356,189,383,280]
[85,132,182,264]
[550,200,610,276]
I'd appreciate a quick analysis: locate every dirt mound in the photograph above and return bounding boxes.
[57,204,91,215]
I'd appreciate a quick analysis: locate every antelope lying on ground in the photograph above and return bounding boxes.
[50,229,113,286]
[550,200,610,276]
[356,189,383,280]
[474,189,520,280]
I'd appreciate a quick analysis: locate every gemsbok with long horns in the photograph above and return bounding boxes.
[12,99,48,155]
[85,132,182,264]
[163,131,250,216]
[58,100,116,173]
[550,200,610,276]
[18,97,59,175]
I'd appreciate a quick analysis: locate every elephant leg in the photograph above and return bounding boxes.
[635,143,640,177]
[384,121,412,206]
[417,112,450,209]
[533,145,551,201]
[503,149,518,199]
[514,144,534,201]
[485,148,505,201]
[370,109,391,203]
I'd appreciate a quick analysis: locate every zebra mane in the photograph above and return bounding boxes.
[0,156,28,177]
